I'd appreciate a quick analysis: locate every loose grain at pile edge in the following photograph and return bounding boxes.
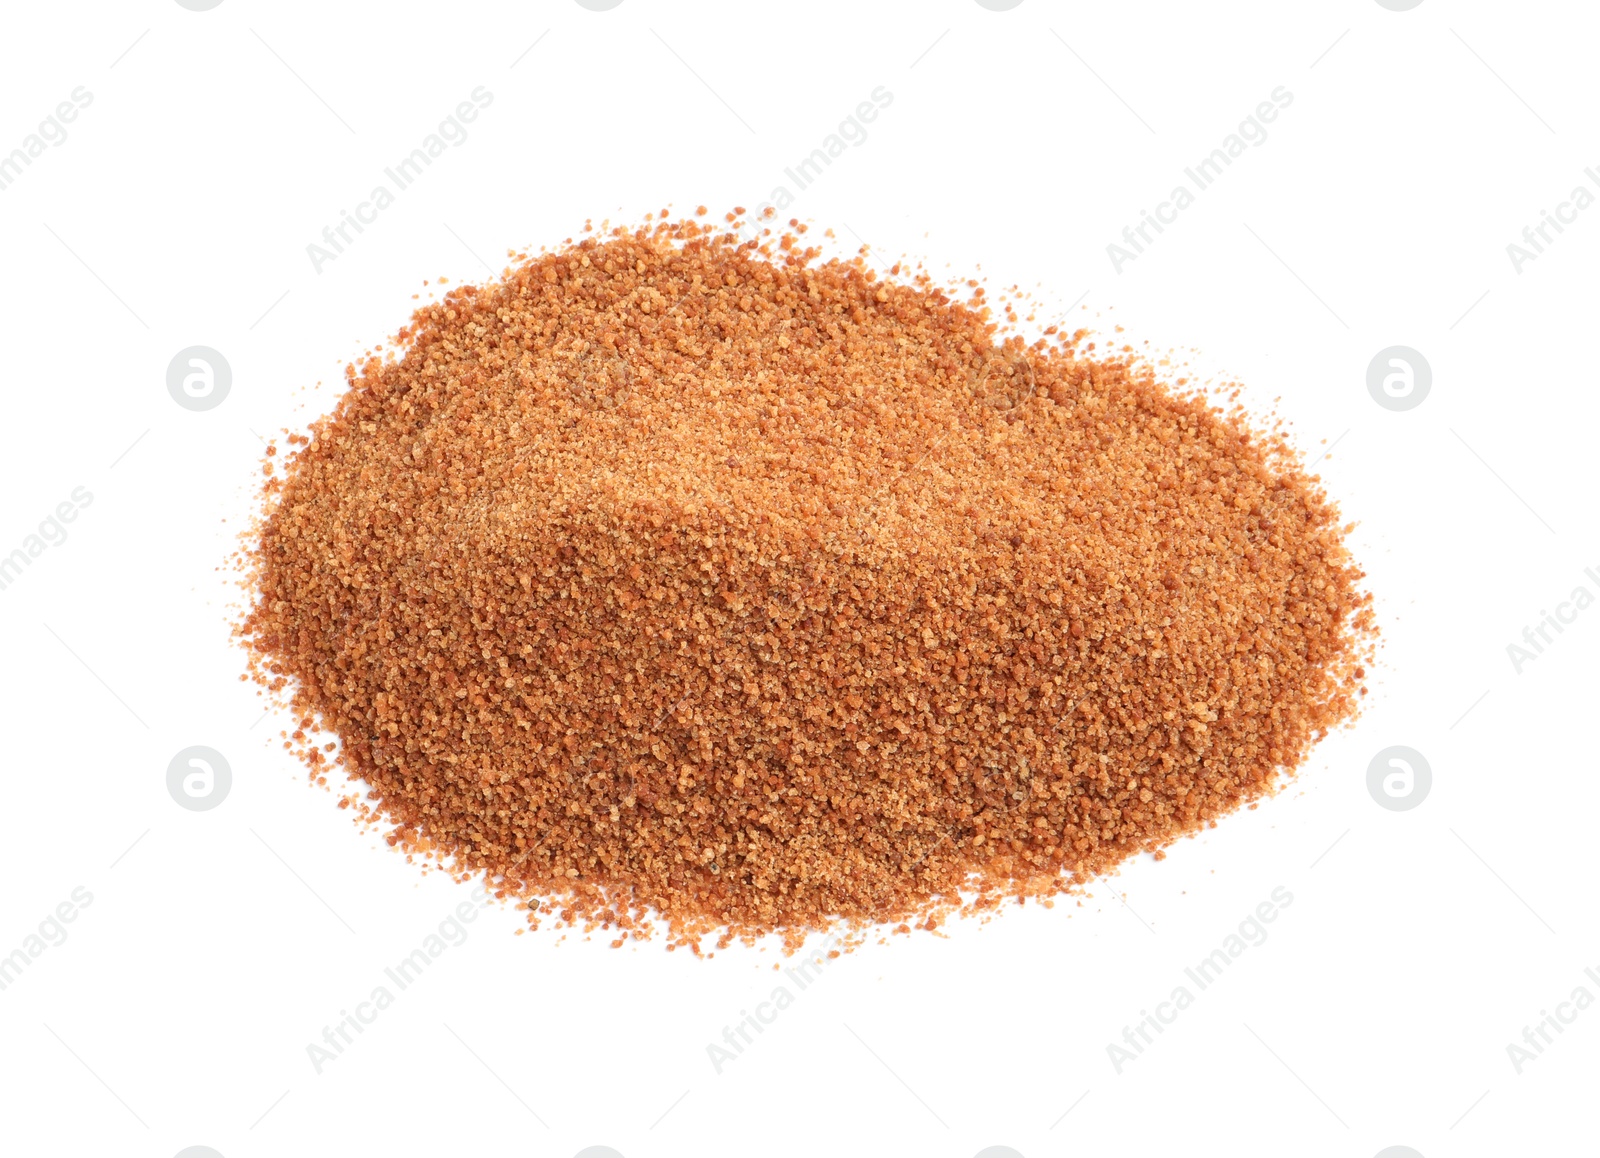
[237,209,1376,955]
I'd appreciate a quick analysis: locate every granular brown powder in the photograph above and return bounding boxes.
[239,211,1374,952]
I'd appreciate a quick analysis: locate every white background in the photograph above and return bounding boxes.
[0,2,1595,1156]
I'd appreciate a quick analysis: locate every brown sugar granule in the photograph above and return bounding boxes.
[239,214,1374,951]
